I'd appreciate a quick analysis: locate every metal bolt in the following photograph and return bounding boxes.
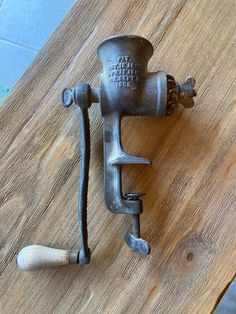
[62,88,74,107]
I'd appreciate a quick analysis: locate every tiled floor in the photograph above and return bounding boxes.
[214,278,236,314]
[0,0,74,100]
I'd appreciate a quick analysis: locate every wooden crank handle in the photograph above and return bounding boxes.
[16,245,79,271]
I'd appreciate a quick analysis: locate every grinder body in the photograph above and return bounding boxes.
[97,36,168,217]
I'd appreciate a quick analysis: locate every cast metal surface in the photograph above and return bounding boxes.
[62,35,197,262]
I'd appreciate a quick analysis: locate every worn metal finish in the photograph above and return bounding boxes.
[62,35,197,262]
[62,83,92,264]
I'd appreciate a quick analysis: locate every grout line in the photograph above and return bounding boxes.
[0,37,39,52]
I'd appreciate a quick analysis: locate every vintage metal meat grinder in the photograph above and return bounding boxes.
[17,35,196,270]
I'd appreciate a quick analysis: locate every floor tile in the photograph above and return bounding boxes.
[0,84,9,103]
[214,278,236,314]
[0,39,37,88]
[0,0,74,50]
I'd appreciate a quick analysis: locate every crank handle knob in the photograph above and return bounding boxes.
[16,245,79,271]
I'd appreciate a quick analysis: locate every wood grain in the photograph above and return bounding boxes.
[0,0,235,313]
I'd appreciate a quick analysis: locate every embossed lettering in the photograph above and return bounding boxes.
[108,56,140,88]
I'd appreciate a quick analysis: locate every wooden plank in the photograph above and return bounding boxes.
[0,0,235,313]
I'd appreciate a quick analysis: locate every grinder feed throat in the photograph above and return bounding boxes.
[17,35,196,271]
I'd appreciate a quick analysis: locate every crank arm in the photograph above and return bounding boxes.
[17,84,95,270]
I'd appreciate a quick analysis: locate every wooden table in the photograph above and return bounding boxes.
[1,0,235,313]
